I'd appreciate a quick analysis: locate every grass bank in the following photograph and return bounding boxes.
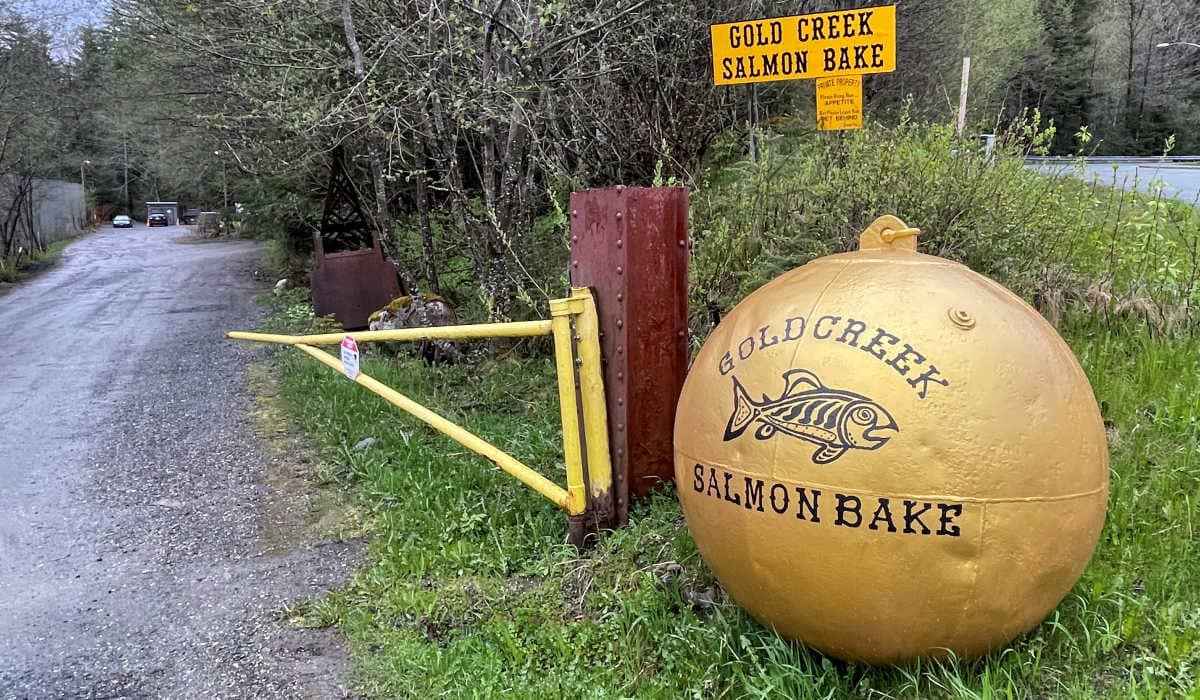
[258,121,1199,697]
[264,314,1198,698]
[0,236,77,285]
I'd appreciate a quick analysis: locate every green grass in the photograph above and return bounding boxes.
[266,313,1200,698]
[0,237,75,284]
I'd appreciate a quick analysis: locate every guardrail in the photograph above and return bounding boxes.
[1025,155,1200,164]
[228,287,614,544]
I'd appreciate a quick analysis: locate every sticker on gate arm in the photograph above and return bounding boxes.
[340,336,360,380]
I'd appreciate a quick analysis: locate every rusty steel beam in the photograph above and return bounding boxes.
[569,186,689,525]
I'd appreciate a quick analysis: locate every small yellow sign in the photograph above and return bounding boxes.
[816,76,863,130]
[711,5,896,86]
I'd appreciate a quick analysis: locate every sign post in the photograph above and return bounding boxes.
[956,56,971,137]
[816,75,864,130]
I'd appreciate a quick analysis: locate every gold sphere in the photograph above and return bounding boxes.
[674,216,1108,664]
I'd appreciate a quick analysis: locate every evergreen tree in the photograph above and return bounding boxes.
[1039,0,1097,152]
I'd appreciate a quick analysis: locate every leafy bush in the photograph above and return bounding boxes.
[689,118,1199,338]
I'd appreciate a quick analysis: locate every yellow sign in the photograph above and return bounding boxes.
[816,76,863,130]
[711,5,896,86]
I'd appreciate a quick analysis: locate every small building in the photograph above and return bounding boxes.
[145,201,180,225]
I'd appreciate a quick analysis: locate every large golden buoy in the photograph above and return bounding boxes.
[674,216,1108,664]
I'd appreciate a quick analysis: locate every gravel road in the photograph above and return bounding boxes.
[0,224,360,698]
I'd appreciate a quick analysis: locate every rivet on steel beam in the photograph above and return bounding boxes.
[571,209,578,217]
[678,330,686,338]
[571,235,578,243]
[572,261,579,267]
[616,266,623,275]
[616,292,624,302]
[617,345,623,354]
[615,212,623,220]
[617,423,624,431]
[616,239,623,248]
[617,448,624,456]
[678,239,686,247]
[616,319,623,329]
[616,185,625,193]
[575,357,583,366]
[617,398,624,406]
[617,371,624,380]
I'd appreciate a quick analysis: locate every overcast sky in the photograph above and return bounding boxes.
[15,0,109,58]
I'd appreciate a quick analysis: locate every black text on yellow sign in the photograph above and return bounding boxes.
[711,5,896,86]
[816,76,863,130]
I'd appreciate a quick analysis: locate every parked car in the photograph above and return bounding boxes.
[147,213,169,227]
[113,215,132,228]
[181,208,201,225]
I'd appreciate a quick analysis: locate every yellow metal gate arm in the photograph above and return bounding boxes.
[228,320,552,347]
[292,343,574,513]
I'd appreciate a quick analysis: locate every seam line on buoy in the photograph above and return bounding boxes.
[773,259,853,485]
[677,453,1107,504]
[970,500,986,631]
[809,256,962,269]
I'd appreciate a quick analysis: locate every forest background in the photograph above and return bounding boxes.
[3,0,1198,319]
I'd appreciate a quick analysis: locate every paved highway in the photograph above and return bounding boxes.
[1027,157,1200,205]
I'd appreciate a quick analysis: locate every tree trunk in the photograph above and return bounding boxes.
[426,93,490,303]
[414,140,440,295]
[340,0,391,243]
[26,178,41,252]
[1135,40,1153,148]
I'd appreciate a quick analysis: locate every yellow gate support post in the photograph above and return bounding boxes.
[550,288,614,541]
[228,288,615,544]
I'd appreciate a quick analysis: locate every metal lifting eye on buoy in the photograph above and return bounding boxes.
[857,215,921,251]
[881,226,920,243]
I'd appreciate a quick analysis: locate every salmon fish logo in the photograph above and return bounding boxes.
[724,369,899,464]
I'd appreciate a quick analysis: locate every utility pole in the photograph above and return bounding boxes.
[214,150,228,211]
[956,56,971,138]
[123,136,130,215]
